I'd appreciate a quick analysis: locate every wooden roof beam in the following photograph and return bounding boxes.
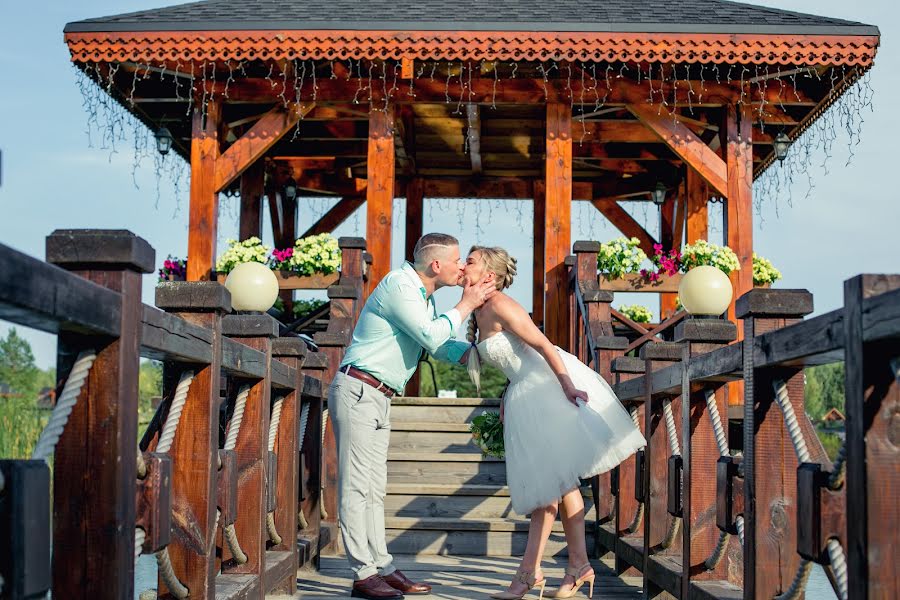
[628,103,727,197]
[591,199,658,256]
[301,195,366,237]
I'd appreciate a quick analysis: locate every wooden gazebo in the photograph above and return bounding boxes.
[64,1,879,347]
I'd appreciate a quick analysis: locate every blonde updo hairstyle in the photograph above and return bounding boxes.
[465,246,518,394]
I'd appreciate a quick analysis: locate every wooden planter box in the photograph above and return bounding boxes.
[599,273,682,293]
[219,271,340,290]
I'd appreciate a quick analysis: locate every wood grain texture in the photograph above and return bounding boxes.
[544,103,572,347]
[188,99,221,282]
[366,105,396,288]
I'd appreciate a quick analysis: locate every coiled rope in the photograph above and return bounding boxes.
[265,396,284,545]
[31,350,96,461]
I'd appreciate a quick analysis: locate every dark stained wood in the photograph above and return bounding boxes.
[140,305,213,364]
[239,160,265,240]
[50,231,149,600]
[659,194,679,320]
[222,338,268,380]
[544,103,572,347]
[532,180,546,329]
[188,99,221,282]
[466,104,483,174]
[0,242,121,337]
[843,275,900,598]
[366,105,396,288]
[159,294,227,599]
[404,178,425,395]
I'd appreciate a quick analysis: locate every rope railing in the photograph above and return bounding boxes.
[31,350,97,462]
[266,396,285,545]
[702,388,739,570]
[221,385,251,565]
[320,408,329,520]
[772,379,851,600]
[660,400,681,550]
[297,402,311,530]
[624,407,644,533]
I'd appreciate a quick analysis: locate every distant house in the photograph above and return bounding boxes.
[0,382,23,399]
[822,408,846,424]
[36,386,57,409]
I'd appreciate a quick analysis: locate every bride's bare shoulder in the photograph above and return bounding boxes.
[489,293,528,318]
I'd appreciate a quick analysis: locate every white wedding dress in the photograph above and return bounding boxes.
[477,330,646,515]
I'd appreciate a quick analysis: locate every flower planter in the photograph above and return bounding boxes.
[219,270,339,290]
[599,273,682,293]
[165,274,186,282]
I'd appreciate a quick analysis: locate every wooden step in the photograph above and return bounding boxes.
[389,430,480,453]
[388,452,502,462]
[391,398,500,424]
[384,517,596,556]
[387,483,509,496]
[390,422,472,432]
[385,494,514,519]
[388,460,507,485]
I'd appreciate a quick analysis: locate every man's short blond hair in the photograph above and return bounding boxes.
[413,233,459,270]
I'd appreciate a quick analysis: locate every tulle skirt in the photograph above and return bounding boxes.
[503,348,646,515]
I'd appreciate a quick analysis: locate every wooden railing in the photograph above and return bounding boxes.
[0,229,368,600]
[567,241,900,598]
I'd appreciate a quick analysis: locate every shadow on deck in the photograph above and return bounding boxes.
[296,556,643,600]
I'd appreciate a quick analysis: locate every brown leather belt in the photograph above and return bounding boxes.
[341,365,398,398]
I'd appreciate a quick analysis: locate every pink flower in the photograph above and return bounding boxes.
[653,243,664,254]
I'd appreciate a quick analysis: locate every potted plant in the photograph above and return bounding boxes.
[157,255,187,282]
[596,237,673,291]
[752,252,782,288]
[270,233,342,289]
[215,237,270,276]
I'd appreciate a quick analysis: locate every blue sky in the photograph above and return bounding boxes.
[1,1,897,369]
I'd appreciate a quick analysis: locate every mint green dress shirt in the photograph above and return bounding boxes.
[340,262,470,393]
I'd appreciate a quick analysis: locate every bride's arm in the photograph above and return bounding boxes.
[493,297,588,406]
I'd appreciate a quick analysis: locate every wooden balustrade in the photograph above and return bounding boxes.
[568,241,900,598]
[0,229,370,600]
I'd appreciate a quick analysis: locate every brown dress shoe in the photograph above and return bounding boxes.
[383,569,432,595]
[352,574,405,600]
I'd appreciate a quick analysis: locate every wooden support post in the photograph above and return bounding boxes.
[639,342,683,599]
[674,319,738,595]
[366,105,396,288]
[239,160,265,241]
[405,177,424,395]
[545,103,572,347]
[843,275,900,598]
[154,282,231,600]
[188,99,221,282]
[591,199,657,257]
[736,289,820,598]
[46,230,153,600]
[271,339,307,594]
[685,168,708,244]
[660,195,678,320]
[725,104,754,323]
[220,314,277,589]
[533,180,546,329]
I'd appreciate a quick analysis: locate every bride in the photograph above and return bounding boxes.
[462,246,646,600]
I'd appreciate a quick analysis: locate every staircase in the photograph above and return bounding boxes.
[383,396,594,557]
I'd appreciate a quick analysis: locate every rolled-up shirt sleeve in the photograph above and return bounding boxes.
[380,282,459,355]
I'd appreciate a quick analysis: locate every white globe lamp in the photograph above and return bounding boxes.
[225,262,279,312]
[678,266,733,317]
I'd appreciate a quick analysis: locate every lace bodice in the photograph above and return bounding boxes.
[476,331,546,382]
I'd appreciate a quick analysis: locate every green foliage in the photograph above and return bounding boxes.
[618,304,653,324]
[804,363,844,422]
[469,411,504,458]
[597,237,647,279]
[418,355,508,398]
[817,430,843,462]
[0,328,39,398]
[138,361,163,430]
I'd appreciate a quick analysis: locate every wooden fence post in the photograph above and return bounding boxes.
[154,282,231,599]
[46,229,153,600]
[300,352,329,563]
[843,275,900,598]
[674,319,738,595]
[736,289,821,598]
[220,313,277,592]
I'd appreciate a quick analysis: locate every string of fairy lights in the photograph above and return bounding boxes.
[72,56,875,244]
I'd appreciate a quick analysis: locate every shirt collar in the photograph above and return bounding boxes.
[401,262,429,301]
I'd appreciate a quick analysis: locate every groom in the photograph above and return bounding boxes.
[329,232,497,599]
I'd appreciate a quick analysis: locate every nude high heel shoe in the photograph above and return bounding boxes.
[490,569,546,600]
[550,563,595,599]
